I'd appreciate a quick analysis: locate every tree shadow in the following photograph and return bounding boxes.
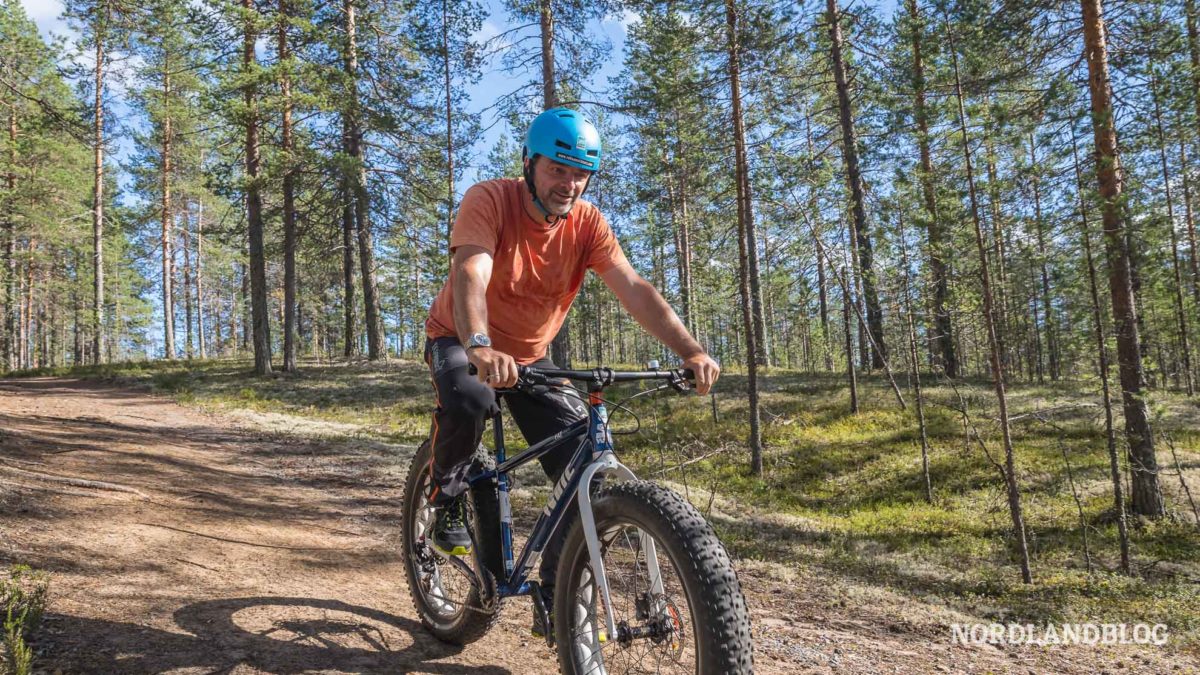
[38,597,511,674]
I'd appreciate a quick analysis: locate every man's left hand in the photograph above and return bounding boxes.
[681,353,720,396]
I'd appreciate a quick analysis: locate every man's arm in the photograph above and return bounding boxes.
[598,264,720,394]
[452,245,518,387]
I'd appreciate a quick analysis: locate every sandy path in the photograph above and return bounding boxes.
[0,377,1192,674]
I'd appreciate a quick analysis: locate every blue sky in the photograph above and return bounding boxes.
[19,0,632,188]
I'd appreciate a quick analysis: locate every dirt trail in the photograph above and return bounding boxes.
[0,378,1191,674]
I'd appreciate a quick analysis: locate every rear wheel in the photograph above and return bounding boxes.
[554,480,753,674]
[399,439,501,644]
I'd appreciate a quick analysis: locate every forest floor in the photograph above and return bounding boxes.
[1,360,1199,673]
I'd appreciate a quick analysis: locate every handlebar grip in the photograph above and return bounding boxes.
[681,368,695,380]
[468,363,477,376]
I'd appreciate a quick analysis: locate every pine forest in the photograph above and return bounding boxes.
[3,0,1200,667]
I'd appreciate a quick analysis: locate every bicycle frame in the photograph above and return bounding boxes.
[466,389,667,639]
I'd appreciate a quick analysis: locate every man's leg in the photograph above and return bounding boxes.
[504,357,588,606]
[425,337,499,554]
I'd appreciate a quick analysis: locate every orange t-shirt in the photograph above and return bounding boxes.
[425,178,630,364]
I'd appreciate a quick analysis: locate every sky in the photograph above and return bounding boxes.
[18,0,632,189]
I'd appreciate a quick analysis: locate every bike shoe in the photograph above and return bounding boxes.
[431,495,472,556]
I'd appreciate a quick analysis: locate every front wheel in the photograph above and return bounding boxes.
[554,480,753,674]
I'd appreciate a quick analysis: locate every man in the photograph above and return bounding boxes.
[422,107,719,635]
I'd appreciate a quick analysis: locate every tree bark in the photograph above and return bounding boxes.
[828,0,886,370]
[280,0,297,372]
[244,0,272,375]
[3,104,15,370]
[725,0,764,476]
[161,66,175,359]
[344,0,382,360]
[1080,0,1162,516]
[725,0,768,368]
[443,0,455,249]
[950,28,1032,583]
[842,268,858,414]
[92,2,108,364]
[342,149,356,356]
[899,211,933,502]
[1179,140,1200,311]
[196,201,206,359]
[906,0,955,377]
[1029,134,1059,381]
[183,211,193,359]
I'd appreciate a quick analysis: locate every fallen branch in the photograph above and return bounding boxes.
[0,463,149,498]
[136,522,356,551]
[1007,403,1099,423]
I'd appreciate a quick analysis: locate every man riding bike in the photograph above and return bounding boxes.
[422,107,719,638]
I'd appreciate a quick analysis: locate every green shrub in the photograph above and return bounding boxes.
[1,566,49,675]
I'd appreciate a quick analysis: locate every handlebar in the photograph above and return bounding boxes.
[467,363,694,392]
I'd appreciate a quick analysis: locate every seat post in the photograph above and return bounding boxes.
[491,401,506,463]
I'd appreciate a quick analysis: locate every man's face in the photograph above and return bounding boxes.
[527,156,593,216]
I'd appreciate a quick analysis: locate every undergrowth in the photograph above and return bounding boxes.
[1,565,49,675]
[10,356,1200,649]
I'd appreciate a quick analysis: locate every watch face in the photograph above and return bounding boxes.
[470,333,492,348]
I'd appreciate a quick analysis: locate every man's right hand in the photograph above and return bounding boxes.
[466,346,518,388]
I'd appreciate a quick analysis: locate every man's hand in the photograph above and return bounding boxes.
[681,353,720,395]
[466,346,518,388]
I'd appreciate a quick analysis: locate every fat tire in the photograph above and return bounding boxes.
[554,480,754,674]
[399,439,502,645]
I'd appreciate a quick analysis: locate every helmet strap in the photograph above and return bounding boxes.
[523,154,567,225]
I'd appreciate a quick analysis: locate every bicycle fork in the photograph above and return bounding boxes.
[576,451,667,641]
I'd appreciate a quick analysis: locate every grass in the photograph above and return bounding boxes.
[1,566,49,675]
[10,356,1200,649]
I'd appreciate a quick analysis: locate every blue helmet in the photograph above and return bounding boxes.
[523,108,602,172]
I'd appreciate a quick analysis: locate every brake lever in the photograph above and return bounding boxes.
[669,369,693,393]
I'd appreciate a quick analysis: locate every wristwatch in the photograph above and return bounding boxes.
[466,332,492,350]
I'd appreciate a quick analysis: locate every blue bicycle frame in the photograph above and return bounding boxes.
[457,365,690,640]
[468,390,616,599]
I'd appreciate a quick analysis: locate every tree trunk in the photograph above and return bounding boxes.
[1080,0,1162,516]
[244,0,272,375]
[950,29,1032,583]
[92,3,108,365]
[3,104,15,370]
[344,0,382,361]
[906,0,956,377]
[1151,73,1194,396]
[1179,139,1200,311]
[802,107,833,372]
[161,66,175,359]
[342,163,356,356]
[183,211,194,359]
[898,211,933,503]
[196,201,206,359]
[443,0,455,249]
[842,268,858,413]
[828,0,885,370]
[280,0,298,372]
[538,0,573,366]
[725,0,767,368]
[725,0,764,476]
[1072,130,1131,574]
[1029,134,1059,380]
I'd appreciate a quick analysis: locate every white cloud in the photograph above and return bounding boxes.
[20,0,76,44]
[471,19,501,45]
